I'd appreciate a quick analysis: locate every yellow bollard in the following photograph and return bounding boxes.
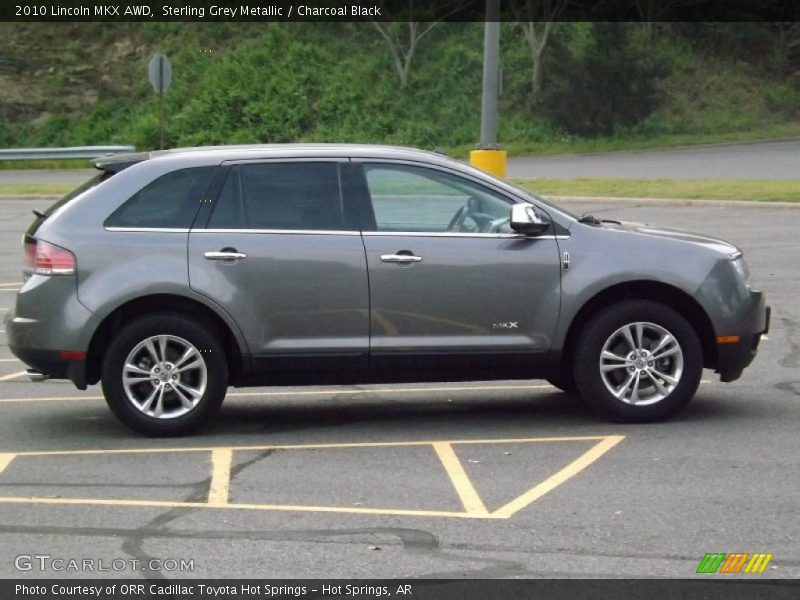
[469,149,508,178]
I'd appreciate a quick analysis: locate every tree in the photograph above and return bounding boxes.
[370,0,465,88]
[513,0,569,102]
[541,23,668,136]
[371,21,438,88]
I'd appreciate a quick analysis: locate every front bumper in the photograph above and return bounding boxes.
[716,303,770,383]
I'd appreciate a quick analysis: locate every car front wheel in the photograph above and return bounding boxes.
[573,300,703,422]
[101,314,228,436]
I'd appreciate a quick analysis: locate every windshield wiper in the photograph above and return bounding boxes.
[32,209,46,219]
[577,213,601,226]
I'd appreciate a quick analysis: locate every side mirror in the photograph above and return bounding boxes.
[510,204,550,235]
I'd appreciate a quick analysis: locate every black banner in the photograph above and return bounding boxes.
[4,579,800,600]
[3,0,800,23]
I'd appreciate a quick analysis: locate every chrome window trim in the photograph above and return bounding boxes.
[362,231,569,240]
[105,227,191,233]
[195,229,361,236]
[105,227,568,240]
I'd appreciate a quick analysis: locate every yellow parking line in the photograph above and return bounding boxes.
[432,442,488,515]
[9,436,615,458]
[0,495,493,519]
[0,453,16,475]
[0,436,625,519]
[207,448,233,506]
[491,435,624,518]
[0,371,26,382]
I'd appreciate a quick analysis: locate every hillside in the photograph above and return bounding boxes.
[1,22,799,154]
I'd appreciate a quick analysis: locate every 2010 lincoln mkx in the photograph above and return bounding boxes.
[6,144,770,435]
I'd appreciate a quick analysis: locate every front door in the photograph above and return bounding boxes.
[354,161,562,379]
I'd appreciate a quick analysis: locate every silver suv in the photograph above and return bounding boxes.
[6,145,769,435]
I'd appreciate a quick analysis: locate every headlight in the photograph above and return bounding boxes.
[731,257,751,286]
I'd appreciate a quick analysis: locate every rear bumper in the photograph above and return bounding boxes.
[7,345,88,389]
[716,301,770,383]
[4,275,94,390]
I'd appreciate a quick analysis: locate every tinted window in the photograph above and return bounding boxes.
[207,162,343,230]
[105,167,215,229]
[363,164,513,233]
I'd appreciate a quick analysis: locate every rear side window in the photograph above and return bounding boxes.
[104,167,215,229]
[207,162,344,230]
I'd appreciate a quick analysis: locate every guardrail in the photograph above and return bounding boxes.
[0,146,136,161]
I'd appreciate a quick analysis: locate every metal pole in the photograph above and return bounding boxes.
[479,0,500,149]
[470,0,507,177]
[159,92,164,150]
[158,58,164,150]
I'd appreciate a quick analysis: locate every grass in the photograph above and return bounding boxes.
[0,159,96,170]
[0,184,74,197]
[447,123,800,159]
[513,178,800,202]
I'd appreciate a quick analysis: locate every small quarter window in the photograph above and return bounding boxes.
[105,167,215,229]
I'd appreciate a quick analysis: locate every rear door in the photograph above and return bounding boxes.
[188,159,369,378]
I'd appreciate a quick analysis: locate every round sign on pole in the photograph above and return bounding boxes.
[148,53,172,93]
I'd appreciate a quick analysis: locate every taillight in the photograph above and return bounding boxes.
[23,238,76,275]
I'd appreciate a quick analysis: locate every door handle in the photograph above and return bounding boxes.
[204,250,247,261]
[380,253,422,264]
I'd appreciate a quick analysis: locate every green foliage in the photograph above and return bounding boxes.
[541,23,668,136]
[0,120,11,147]
[5,22,800,153]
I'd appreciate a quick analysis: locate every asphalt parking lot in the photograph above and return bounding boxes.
[0,192,797,579]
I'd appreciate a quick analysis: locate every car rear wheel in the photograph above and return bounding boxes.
[573,300,703,422]
[101,314,227,436]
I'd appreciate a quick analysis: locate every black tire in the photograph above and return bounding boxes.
[101,313,228,436]
[573,300,703,423]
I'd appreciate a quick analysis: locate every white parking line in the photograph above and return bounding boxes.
[0,371,27,382]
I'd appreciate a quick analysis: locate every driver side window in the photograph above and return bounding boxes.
[363,163,513,233]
